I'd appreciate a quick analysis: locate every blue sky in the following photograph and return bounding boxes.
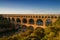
[0,0,60,14]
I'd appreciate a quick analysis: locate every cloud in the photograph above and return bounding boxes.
[0,7,60,14]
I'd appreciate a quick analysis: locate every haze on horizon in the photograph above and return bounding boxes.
[0,0,60,14]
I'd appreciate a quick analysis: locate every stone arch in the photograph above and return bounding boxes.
[36,16,38,18]
[28,26,34,30]
[8,18,10,21]
[21,25,27,32]
[45,16,47,18]
[45,19,52,26]
[12,18,15,21]
[22,25,27,29]
[16,18,21,22]
[39,16,41,18]
[22,18,27,23]
[42,16,44,18]
[36,19,43,26]
[4,18,7,20]
[16,24,21,31]
[55,16,57,18]
[0,15,4,20]
[48,16,50,18]
[16,24,21,27]
[29,19,34,24]
[51,16,54,18]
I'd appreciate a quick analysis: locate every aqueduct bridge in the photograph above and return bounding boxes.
[2,14,60,29]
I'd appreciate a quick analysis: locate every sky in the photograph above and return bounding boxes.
[0,0,60,14]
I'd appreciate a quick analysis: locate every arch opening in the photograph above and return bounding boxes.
[22,25,27,32]
[29,19,34,24]
[42,16,44,18]
[22,18,27,23]
[28,26,34,30]
[0,15,4,20]
[16,18,21,22]
[4,18,7,20]
[16,24,21,31]
[36,19,43,26]
[48,16,50,18]
[12,18,15,21]
[8,18,10,21]
[55,16,57,18]
[46,19,52,26]
[16,24,21,27]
